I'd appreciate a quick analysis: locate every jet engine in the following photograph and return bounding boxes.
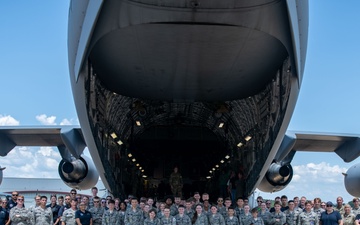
[58,155,99,190]
[344,163,360,197]
[258,162,293,193]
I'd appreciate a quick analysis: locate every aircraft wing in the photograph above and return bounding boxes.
[0,126,84,160]
[276,131,360,163]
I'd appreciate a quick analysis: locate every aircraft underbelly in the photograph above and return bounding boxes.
[90,24,287,101]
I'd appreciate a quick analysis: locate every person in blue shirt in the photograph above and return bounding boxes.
[75,202,93,225]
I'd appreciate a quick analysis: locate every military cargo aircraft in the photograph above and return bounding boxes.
[1,0,360,199]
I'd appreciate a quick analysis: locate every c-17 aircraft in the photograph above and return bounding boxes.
[1,0,360,199]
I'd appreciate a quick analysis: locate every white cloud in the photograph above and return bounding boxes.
[257,162,352,203]
[60,118,72,125]
[0,114,20,125]
[36,114,57,125]
[0,146,61,178]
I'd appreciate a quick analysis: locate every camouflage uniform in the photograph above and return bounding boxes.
[297,211,318,225]
[208,213,225,225]
[102,210,121,225]
[119,211,126,225]
[335,206,345,215]
[247,217,264,225]
[124,208,144,225]
[61,208,77,225]
[9,207,32,225]
[160,215,176,225]
[342,213,355,225]
[169,172,183,197]
[193,214,209,225]
[239,213,252,225]
[219,208,230,219]
[144,217,161,225]
[312,208,324,220]
[175,214,191,225]
[170,205,179,216]
[33,206,53,225]
[235,208,244,218]
[269,212,286,225]
[224,216,240,225]
[89,206,104,225]
[185,209,194,220]
[283,210,297,225]
[352,207,360,217]
[258,211,271,225]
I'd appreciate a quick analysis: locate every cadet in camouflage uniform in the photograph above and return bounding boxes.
[334,197,345,215]
[297,201,318,225]
[235,198,245,218]
[124,198,143,225]
[170,196,181,216]
[352,198,360,216]
[185,200,195,220]
[9,195,32,225]
[341,204,355,225]
[192,204,209,225]
[102,199,120,225]
[269,202,286,225]
[144,209,161,225]
[312,198,324,220]
[247,208,264,225]
[33,196,53,225]
[160,207,176,225]
[89,196,104,225]
[283,200,297,225]
[208,205,225,225]
[224,207,240,225]
[169,167,183,197]
[220,198,233,219]
[239,205,252,225]
[175,205,191,225]
[61,199,78,225]
[259,202,271,225]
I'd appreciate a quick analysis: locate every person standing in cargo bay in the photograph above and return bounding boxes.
[169,166,183,197]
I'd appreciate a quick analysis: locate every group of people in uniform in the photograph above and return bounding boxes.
[1,187,360,225]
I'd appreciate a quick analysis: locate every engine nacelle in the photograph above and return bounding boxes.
[344,163,360,197]
[258,162,293,193]
[58,155,99,190]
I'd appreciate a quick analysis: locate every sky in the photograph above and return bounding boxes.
[1,1,360,203]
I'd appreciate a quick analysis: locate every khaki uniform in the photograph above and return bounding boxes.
[9,207,32,225]
[61,208,76,225]
[33,206,53,225]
